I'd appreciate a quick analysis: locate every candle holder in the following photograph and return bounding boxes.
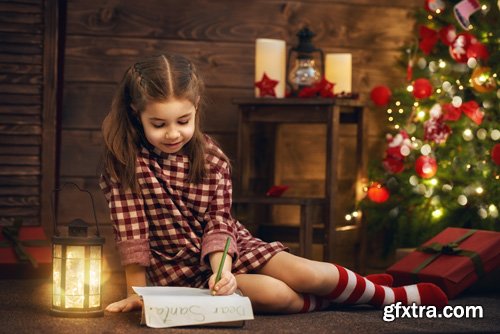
[50,183,105,317]
[286,27,324,94]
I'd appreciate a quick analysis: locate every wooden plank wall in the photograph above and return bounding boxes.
[57,0,420,271]
[0,0,44,227]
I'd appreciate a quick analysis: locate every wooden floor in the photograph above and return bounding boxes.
[1,272,499,333]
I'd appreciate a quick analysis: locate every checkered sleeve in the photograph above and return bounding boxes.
[99,173,150,267]
[201,163,238,264]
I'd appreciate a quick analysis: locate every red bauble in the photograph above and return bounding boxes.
[412,78,433,99]
[466,42,489,62]
[383,156,405,174]
[439,25,456,46]
[449,32,477,63]
[492,144,500,166]
[370,85,392,106]
[367,182,390,203]
[415,155,438,179]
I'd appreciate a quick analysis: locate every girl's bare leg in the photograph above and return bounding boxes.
[255,251,337,295]
[235,273,305,313]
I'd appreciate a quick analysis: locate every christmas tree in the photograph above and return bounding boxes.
[360,0,499,255]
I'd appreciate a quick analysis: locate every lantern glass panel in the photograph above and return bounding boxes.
[89,259,101,293]
[65,245,85,308]
[52,250,62,307]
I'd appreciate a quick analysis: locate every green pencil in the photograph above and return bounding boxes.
[213,236,231,295]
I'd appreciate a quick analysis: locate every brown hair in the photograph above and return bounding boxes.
[102,53,225,192]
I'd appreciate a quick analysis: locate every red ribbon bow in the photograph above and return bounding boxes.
[443,100,483,125]
[419,25,457,54]
[419,25,439,55]
[297,77,335,98]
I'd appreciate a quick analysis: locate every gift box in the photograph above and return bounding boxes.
[0,225,52,279]
[386,227,500,299]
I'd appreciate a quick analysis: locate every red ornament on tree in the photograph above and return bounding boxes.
[419,25,439,55]
[255,73,279,97]
[370,85,392,106]
[412,78,433,99]
[439,25,457,46]
[449,32,477,63]
[367,182,390,203]
[415,155,438,179]
[492,144,500,166]
[424,116,452,144]
[466,42,489,61]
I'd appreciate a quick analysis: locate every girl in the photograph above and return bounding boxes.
[100,53,448,313]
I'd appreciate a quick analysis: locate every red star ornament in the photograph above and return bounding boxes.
[255,73,279,97]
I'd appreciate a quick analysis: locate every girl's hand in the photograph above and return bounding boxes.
[105,294,143,312]
[208,270,237,296]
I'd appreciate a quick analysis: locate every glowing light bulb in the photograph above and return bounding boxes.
[452,96,462,107]
[491,129,500,140]
[476,128,487,140]
[387,108,393,114]
[476,187,484,194]
[463,129,474,141]
[345,214,352,221]
[442,184,452,192]
[395,101,401,106]
[432,208,443,219]
[430,178,438,186]
[407,85,414,92]
[420,144,432,155]
[488,205,498,218]
[417,110,426,119]
[457,195,468,206]
[409,175,419,186]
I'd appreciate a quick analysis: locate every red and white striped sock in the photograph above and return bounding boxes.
[366,273,393,286]
[325,264,448,308]
[299,294,330,313]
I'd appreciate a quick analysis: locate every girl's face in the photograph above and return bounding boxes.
[139,98,196,154]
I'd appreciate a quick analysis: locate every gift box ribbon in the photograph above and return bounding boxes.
[0,223,50,268]
[412,229,485,279]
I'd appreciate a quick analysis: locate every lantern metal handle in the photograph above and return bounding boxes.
[51,182,101,237]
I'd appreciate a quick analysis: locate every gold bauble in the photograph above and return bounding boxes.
[471,66,496,93]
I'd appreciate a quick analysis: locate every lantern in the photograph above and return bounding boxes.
[51,183,105,317]
[286,27,324,94]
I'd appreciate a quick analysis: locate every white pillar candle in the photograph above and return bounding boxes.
[325,53,352,94]
[255,38,286,98]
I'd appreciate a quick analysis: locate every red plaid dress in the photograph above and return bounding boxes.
[100,138,286,288]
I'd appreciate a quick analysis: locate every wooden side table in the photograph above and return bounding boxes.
[233,98,366,262]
